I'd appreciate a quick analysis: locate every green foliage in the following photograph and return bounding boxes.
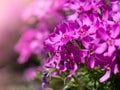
[37,64,120,90]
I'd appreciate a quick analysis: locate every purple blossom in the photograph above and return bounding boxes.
[96,55,119,82]
[45,22,74,52]
[95,24,120,57]
[15,28,48,64]
[43,0,120,81]
[23,67,36,81]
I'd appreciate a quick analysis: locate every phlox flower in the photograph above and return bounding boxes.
[95,24,120,57]
[45,22,74,52]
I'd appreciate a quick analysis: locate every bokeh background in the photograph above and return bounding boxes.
[0,0,40,90]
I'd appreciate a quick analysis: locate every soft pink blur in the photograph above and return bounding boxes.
[0,0,32,67]
[22,0,66,20]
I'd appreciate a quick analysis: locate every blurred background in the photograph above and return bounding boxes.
[0,0,40,90]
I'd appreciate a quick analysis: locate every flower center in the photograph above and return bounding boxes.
[79,29,86,35]
[76,6,83,13]
[107,39,113,45]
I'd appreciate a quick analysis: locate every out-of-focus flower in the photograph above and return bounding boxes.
[15,0,68,64]
[22,0,66,21]
[23,67,37,81]
[15,28,49,64]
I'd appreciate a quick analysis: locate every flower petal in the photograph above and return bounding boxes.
[95,43,107,54]
[67,13,78,21]
[114,39,120,47]
[107,45,116,57]
[110,24,120,38]
[18,50,31,64]
[87,56,95,69]
[68,63,77,77]
[111,61,119,74]
[99,70,111,83]
[79,49,88,63]
[96,27,108,41]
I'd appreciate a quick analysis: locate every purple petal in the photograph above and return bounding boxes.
[96,27,108,41]
[102,10,109,21]
[18,50,31,64]
[112,12,120,23]
[67,13,78,21]
[82,40,91,49]
[113,64,119,74]
[111,61,119,74]
[99,70,111,83]
[95,43,107,54]
[110,25,120,38]
[107,45,116,57]
[57,65,67,71]
[82,15,92,26]
[68,63,77,77]
[87,56,95,69]
[114,39,120,47]
[79,49,88,63]
[49,34,61,44]
[56,59,67,71]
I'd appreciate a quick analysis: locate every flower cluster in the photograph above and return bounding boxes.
[14,0,120,89]
[43,0,120,83]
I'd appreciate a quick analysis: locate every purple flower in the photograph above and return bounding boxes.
[45,22,73,52]
[56,45,78,77]
[82,41,96,69]
[40,0,120,83]
[95,24,120,57]
[15,29,48,64]
[98,56,119,82]
[23,67,36,81]
[94,52,119,82]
